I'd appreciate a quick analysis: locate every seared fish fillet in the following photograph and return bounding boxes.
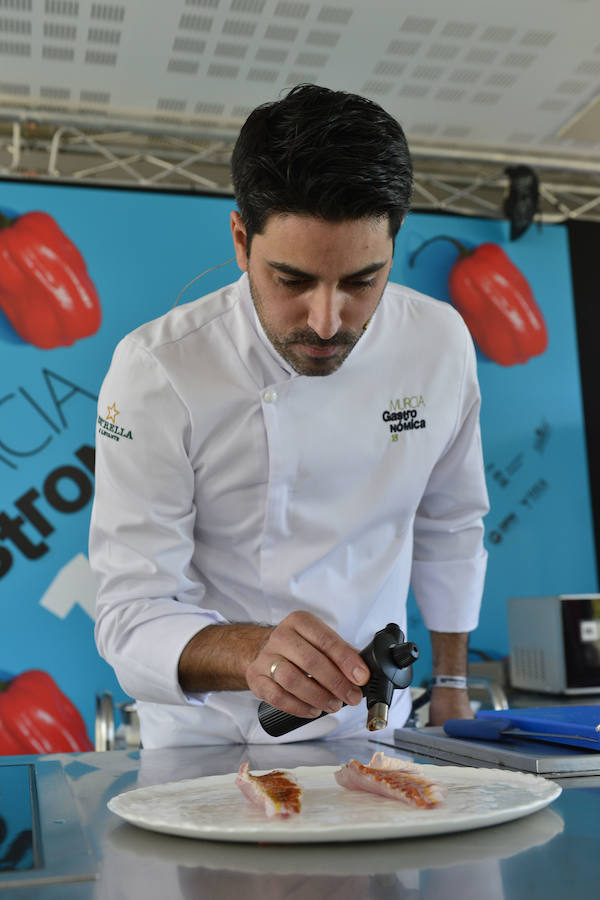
[334,751,446,809]
[235,760,302,817]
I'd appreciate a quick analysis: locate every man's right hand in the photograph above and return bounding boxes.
[178,611,370,719]
[245,611,370,719]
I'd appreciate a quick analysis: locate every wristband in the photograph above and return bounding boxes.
[430,675,468,690]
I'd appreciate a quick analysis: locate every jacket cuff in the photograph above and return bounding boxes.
[109,611,227,706]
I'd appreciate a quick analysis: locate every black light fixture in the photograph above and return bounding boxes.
[503,165,539,240]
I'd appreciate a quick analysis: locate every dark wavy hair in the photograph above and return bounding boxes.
[231,84,413,246]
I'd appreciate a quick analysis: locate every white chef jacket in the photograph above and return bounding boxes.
[89,273,489,747]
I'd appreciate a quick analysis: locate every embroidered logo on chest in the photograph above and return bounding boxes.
[382,395,427,443]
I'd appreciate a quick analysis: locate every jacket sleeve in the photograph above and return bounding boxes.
[411,326,490,633]
[89,336,226,705]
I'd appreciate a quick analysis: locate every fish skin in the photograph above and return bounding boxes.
[367,751,429,773]
[335,752,446,809]
[235,761,302,817]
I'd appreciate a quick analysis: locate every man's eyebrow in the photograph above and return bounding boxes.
[267,260,388,280]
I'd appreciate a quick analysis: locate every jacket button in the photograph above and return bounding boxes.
[263,389,278,404]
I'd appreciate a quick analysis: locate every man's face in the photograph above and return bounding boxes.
[231,211,394,376]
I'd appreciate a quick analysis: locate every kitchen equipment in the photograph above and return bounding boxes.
[507,594,600,693]
[258,623,418,737]
[443,707,600,750]
[95,692,140,751]
[388,725,600,777]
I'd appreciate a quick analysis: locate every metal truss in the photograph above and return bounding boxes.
[410,158,600,223]
[0,118,235,193]
[1,117,600,223]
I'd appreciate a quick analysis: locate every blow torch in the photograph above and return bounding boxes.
[258,622,419,737]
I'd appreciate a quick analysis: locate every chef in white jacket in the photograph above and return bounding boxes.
[89,84,489,747]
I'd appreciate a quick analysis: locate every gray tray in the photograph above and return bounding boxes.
[375,726,600,778]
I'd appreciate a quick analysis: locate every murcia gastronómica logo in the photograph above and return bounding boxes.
[382,395,426,442]
[97,402,134,443]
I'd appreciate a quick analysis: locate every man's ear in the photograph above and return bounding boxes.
[230,210,249,272]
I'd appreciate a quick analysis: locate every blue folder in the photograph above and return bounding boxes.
[443,705,600,751]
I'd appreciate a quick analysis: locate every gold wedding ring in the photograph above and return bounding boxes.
[269,659,286,681]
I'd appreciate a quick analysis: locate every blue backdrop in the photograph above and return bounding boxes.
[0,181,597,734]
[397,215,598,666]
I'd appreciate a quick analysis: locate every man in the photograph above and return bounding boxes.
[89,84,489,747]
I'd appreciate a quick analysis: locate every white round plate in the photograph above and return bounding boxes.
[107,764,561,844]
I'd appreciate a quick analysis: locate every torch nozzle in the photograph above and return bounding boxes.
[366,701,389,731]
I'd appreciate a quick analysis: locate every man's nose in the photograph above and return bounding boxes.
[306,285,343,339]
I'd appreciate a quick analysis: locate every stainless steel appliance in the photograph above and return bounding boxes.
[507,594,600,694]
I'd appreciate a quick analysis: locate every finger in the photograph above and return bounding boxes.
[256,672,324,720]
[279,639,364,707]
[269,658,344,713]
[287,611,370,686]
[269,615,368,704]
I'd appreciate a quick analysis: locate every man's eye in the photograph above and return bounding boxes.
[346,279,376,289]
[279,277,308,288]
[277,276,376,289]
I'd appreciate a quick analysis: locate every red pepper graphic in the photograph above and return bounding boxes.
[409,236,548,366]
[0,669,94,755]
[0,210,101,349]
